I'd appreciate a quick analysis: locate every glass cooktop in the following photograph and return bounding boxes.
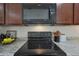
[14,42,66,56]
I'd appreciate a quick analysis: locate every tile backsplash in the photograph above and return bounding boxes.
[0,25,79,39]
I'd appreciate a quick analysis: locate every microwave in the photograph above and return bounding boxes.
[22,3,56,25]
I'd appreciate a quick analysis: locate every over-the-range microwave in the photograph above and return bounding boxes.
[22,3,56,25]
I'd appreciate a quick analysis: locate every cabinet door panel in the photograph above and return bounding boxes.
[56,3,73,24]
[0,3,4,24]
[74,4,79,24]
[6,3,22,25]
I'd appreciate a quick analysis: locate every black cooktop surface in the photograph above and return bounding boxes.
[14,42,67,56]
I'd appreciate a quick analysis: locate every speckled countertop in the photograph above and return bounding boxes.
[54,39,79,56]
[0,38,79,56]
[0,38,27,56]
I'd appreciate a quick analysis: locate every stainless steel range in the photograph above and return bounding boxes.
[14,32,66,56]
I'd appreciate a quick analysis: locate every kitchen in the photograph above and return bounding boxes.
[0,3,79,56]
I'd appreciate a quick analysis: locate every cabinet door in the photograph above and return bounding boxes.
[6,3,22,25]
[74,3,79,24]
[56,3,73,24]
[0,3,4,24]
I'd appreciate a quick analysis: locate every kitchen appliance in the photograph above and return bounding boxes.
[22,3,56,25]
[14,32,67,56]
[14,42,66,56]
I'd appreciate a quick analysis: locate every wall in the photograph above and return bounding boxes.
[0,25,79,39]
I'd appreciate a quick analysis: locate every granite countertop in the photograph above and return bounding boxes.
[54,39,79,56]
[0,38,27,56]
[0,38,79,56]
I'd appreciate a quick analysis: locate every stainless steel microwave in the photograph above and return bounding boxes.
[22,3,56,25]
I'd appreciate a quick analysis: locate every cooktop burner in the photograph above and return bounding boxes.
[14,42,66,56]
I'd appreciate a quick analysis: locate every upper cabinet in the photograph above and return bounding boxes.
[5,3,22,25]
[0,3,79,26]
[56,3,73,25]
[0,3,4,24]
[74,4,79,24]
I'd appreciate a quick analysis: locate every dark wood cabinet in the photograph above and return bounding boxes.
[56,3,73,25]
[5,3,22,25]
[0,3,79,26]
[74,4,79,24]
[0,3,4,24]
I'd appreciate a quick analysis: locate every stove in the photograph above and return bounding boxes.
[14,32,66,56]
[14,42,66,56]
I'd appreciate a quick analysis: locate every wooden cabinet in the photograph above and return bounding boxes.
[0,3,79,26]
[74,4,79,24]
[0,3,4,24]
[56,3,73,24]
[5,3,22,25]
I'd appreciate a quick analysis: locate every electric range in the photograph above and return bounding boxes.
[14,41,66,56]
[14,32,66,56]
